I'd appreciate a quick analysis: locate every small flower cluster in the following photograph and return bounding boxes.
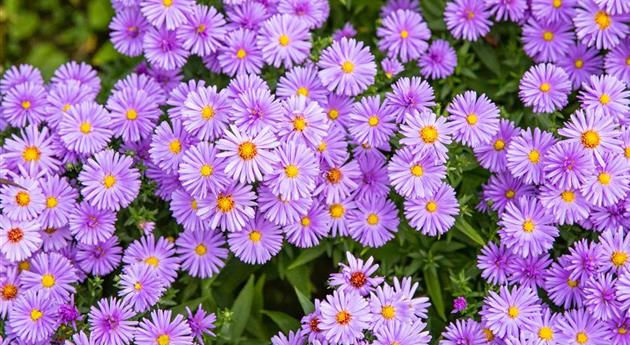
[271,252,432,345]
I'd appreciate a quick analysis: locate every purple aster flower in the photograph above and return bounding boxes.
[325,196,357,237]
[600,229,630,273]
[217,125,278,183]
[89,297,136,345]
[522,307,563,345]
[7,290,59,343]
[231,88,283,136]
[330,252,384,297]
[440,319,485,345]
[258,14,311,68]
[538,184,590,225]
[197,182,256,232]
[51,61,100,97]
[581,152,630,207]
[519,63,571,113]
[225,1,269,32]
[226,70,270,99]
[381,0,420,17]
[266,141,318,200]
[3,125,61,176]
[109,7,149,57]
[107,87,160,143]
[277,64,327,104]
[136,309,193,345]
[565,239,606,283]
[387,143,444,195]
[333,22,357,41]
[0,267,21,318]
[178,4,226,57]
[399,110,453,163]
[590,199,630,232]
[485,0,527,21]
[558,43,604,90]
[452,296,468,313]
[559,109,622,156]
[474,119,519,173]
[605,39,630,86]
[21,252,77,300]
[1,82,48,127]
[531,0,576,24]
[477,241,515,285]
[58,101,113,155]
[277,95,329,149]
[140,0,193,30]
[617,269,630,312]
[167,79,205,120]
[381,57,404,80]
[574,0,629,50]
[228,214,283,264]
[0,216,41,262]
[444,0,492,41]
[419,39,457,79]
[447,90,500,146]
[507,253,552,289]
[119,262,165,312]
[123,234,180,284]
[258,183,312,226]
[348,196,399,247]
[316,125,349,166]
[176,229,227,278]
[595,0,630,14]
[182,85,230,141]
[149,120,197,175]
[318,38,377,96]
[369,285,412,332]
[404,182,459,236]
[499,196,559,257]
[148,63,183,92]
[319,290,370,345]
[178,142,230,199]
[583,273,620,321]
[143,25,189,71]
[68,201,116,245]
[76,237,122,276]
[271,330,305,345]
[385,76,436,123]
[219,28,264,76]
[277,0,329,29]
[506,127,556,184]
[318,159,361,204]
[354,153,389,201]
[350,95,397,147]
[377,9,430,62]
[522,17,574,63]
[556,308,611,344]
[0,64,43,95]
[545,257,585,309]
[114,72,166,105]
[169,188,208,233]
[605,315,630,345]
[579,74,630,123]
[45,80,93,128]
[40,224,71,252]
[543,141,594,189]
[0,172,45,222]
[320,94,353,132]
[481,285,541,338]
[186,305,216,342]
[284,202,330,248]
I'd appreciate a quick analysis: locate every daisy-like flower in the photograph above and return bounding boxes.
[3,125,61,175]
[123,234,180,284]
[418,39,457,79]
[106,87,160,143]
[318,159,361,204]
[316,125,349,167]
[1,82,48,127]
[538,184,590,225]
[579,74,630,123]
[522,307,562,345]
[326,196,357,237]
[79,149,141,211]
[474,119,519,173]
[147,64,182,93]
[404,182,459,237]
[558,43,604,90]
[271,331,306,345]
[149,120,198,175]
[0,216,41,262]
[318,38,377,96]
[109,8,149,57]
[0,64,43,95]
[507,253,552,289]
[522,17,574,63]
[58,101,113,155]
[169,188,208,232]
[258,14,311,68]
[182,85,230,142]
[51,61,100,96]
[399,110,452,163]
[231,88,283,135]
[440,318,486,345]
[477,241,515,285]
[444,0,492,41]
[0,174,45,222]
[559,109,622,156]
[143,26,190,71]
[565,239,607,282]
[0,267,22,318]
[76,237,123,276]
[543,141,594,189]
[178,142,230,199]
[330,252,384,297]
[499,196,559,258]
[228,214,283,264]
[349,95,397,147]
[583,273,620,321]
[480,285,541,338]
[590,199,630,232]
[219,28,264,76]
[375,320,431,345]
[485,0,527,21]
[581,152,630,207]
[176,229,228,278]
[68,201,116,245]
[178,4,226,57]
[531,0,576,24]
[258,183,313,226]
[605,39,630,86]
[277,65,328,104]
[225,70,269,99]
[21,252,77,300]
[574,0,629,50]
[88,297,136,345]
[385,76,436,123]
[7,290,59,343]
[556,308,611,344]
[605,315,630,345]
[506,127,556,184]
[197,182,257,232]
[225,1,270,32]
[348,196,399,248]
[519,63,571,113]
[277,95,329,149]
[381,57,404,80]
[284,203,330,248]
[447,90,500,146]
[333,22,357,41]
[186,305,216,342]
[545,257,585,309]
[119,262,165,312]
[266,141,318,200]
[595,0,630,14]
[114,72,166,105]
[136,309,194,345]
[377,9,430,62]
[45,80,93,128]
[140,0,194,30]
[217,125,279,183]
[388,146,446,198]
[369,284,411,332]
[277,0,329,29]
[319,289,370,345]
[354,153,390,201]
[618,269,630,312]
[600,229,630,273]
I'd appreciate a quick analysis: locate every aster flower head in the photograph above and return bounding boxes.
[217,125,278,183]
[381,57,404,80]
[107,87,160,143]
[519,63,571,113]
[45,80,94,128]
[589,199,630,232]
[354,153,390,201]
[143,25,189,71]
[381,0,420,17]
[76,237,123,276]
[3,125,61,176]
[477,241,516,285]
[486,0,527,21]
[119,262,165,313]
[0,64,43,95]
[579,74,630,123]
[558,109,622,156]
[109,7,149,57]
[565,239,607,282]
[284,202,330,248]
[277,95,329,149]
[228,214,283,264]
[277,64,328,104]
[149,120,197,175]
[178,4,226,56]
[225,72,269,99]
[369,284,412,332]
[176,229,228,278]
[559,43,604,90]
[318,38,377,96]
[333,22,357,41]
[186,304,216,342]
[231,88,283,136]
[182,85,230,141]
[419,39,457,79]
[349,95,397,147]
[197,182,257,232]
[545,257,585,309]
[538,184,590,225]
[574,0,629,50]
[605,39,630,86]
[440,318,485,345]
[319,289,370,345]
[348,196,399,248]
[58,101,113,155]
[0,174,45,222]
[330,252,384,297]
[444,0,492,41]
[386,76,436,123]
[140,0,194,30]
[277,0,329,29]
[404,182,459,236]
[506,127,556,184]
[600,229,630,273]
[21,252,78,300]
[219,28,264,76]
[474,119,520,173]
[7,290,59,343]
[522,17,574,63]
[68,201,116,245]
[225,1,270,32]
[543,141,594,189]
[507,253,552,289]
[266,141,318,200]
[114,72,166,105]
[377,9,430,62]
[322,93,354,131]
[272,330,306,345]
[556,308,611,344]
[136,309,194,345]
[258,14,311,68]
[0,216,41,262]
[447,90,500,146]
[399,110,453,163]
[51,61,101,97]
[581,152,630,207]
[2,82,48,127]
[178,142,230,199]
[481,285,541,338]
[583,272,620,321]
[318,159,361,204]
[123,234,180,284]
[388,146,446,198]
[531,0,577,24]
[257,183,312,226]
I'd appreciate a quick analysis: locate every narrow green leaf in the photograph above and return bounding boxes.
[287,245,326,270]
[294,286,315,314]
[262,310,300,333]
[472,42,501,76]
[423,267,446,320]
[230,275,255,342]
[454,217,486,246]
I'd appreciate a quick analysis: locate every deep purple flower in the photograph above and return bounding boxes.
[76,236,122,276]
[109,7,149,57]
[385,76,436,123]
[178,4,226,57]
[419,39,457,79]
[477,241,515,285]
[444,0,492,41]
[143,25,189,71]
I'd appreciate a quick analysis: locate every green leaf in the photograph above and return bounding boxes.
[230,275,255,342]
[294,286,315,314]
[88,0,115,30]
[92,43,120,66]
[472,42,501,76]
[423,266,446,320]
[287,245,326,270]
[454,217,486,246]
[261,310,300,333]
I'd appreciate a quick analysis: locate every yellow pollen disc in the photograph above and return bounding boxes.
[335,310,351,325]
[381,305,396,320]
[162,0,172,7]
[22,146,41,162]
[293,116,307,131]
[539,83,551,92]
[543,31,554,41]
[619,328,628,335]
[612,251,628,267]
[576,331,588,344]
[296,87,309,97]
[279,34,290,46]
[538,326,554,340]
[625,147,630,159]
[134,281,143,290]
[236,48,247,59]
[598,172,611,185]
[317,141,327,152]
[327,168,343,183]
[594,11,611,30]
[201,105,215,120]
[18,260,30,271]
[157,334,171,345]
[522,219,535,233]
[285,164,299,178]
[466,10,475,19]
[41,274,56,288]
[191,199,198,210]
[1,284,18,300]
[329,203,345,218]
[410,164,423,177]
[494,139,506,151]
[561,190,575,202]
[16,191,30,207]
[169,139,182,154]
[507,306,519,319]
[567,278,578,288]
[505,189,515,199]
[528,150,540,164]
[581,130,600,149]
[195,244,207,256]
[217,195,235,213]
[63,103,71,112]
[425,201,438,213]
[400,30,409,39]
[420,126,438,144]
[46,196,58,209]
[200,164,213,177]
[103,174,116,188]
[574,59,584,69]
[552,0,563,7]
[145,256,159,267]
[30,309,43,321]
[126,108,138,120]
[21,101,31,109]
[301,216,311,227]
[328,109,339,120]
[466,113,478,125]
[197,24,206,33]
[341,60,354,73]
[80,121,92,134]
[238,141,257,160]
[368,115,379,127]
[599,93,610,105]
[483,328,495,342]
[249,230,262,242]
[367,213,379,225]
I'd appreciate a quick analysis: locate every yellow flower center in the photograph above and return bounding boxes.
[191,200,198,210]
[197,24,206,33]
[22,146,41,161]
[293,116,307,131]
[30,308,43,321]
[195,244,207,256]
[63,103,71,112]
[103,174,116,188]
[522,219,535,233]
[21,100,32,109]
[16,191,31,206]
[134,282,142,290]
[594,11,611,30]
[574,59,584,69]
[425,201,438,213]
[466,113,478,125]
[18,260,30,271]
[341,60,354,73]
[217,195,234,213]
[200,164,213,177]
[385,72,393,79]
[329,203,345,218]
[168,139,181,154]
[581,130,600,149]
[41,274,55,288]
[420,126,438,143]
[236,48,247,59]
[494,139,506,151]
[553,0,562,7]
[145,256,159,267]
[367,213,379,225]
[238,141,257,160]
[466,10,475,19]
[381,305,396,320]
[561,190,575,202]
[625,147,630,159]
[619,328,628,335]
[126,108,138,120]
[505,189,516,199]
[1,284,18,300]
[400,30,409,39]
[410,164,424,177]
[284,164,299,178]
[543,31,554,41]
[157,334,170,345]
[598,172,611,185]
[297,87,309,97]
[528,150,540,163]
[279,34,290,46]
[368,115,379,127]
[328,109,339,120]
[612,251,628,267]
[507,306,519,319]
[46,196,58,209]
[301,216,311,227]
[80,121,92,134]
[567,278,579,288]
[539,83,551,92]
[599,93,610,105]
[249,230,262,242]
[538,326,554,340]
[483,328,495,342]
[335,310,351,325]
[201,105,215,120]
[576,331,588,344]
[327,168,343,184]
[317,141,327,152]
